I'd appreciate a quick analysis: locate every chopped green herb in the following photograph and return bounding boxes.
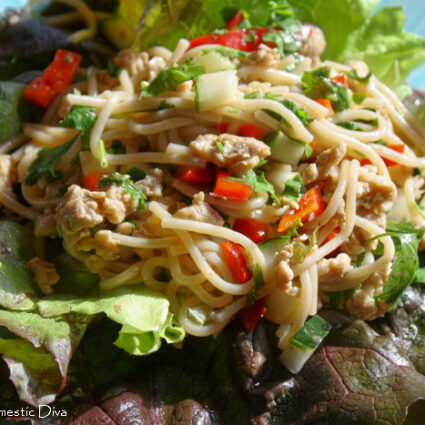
[99,173,147,210]
[282,173,306,202]
[263,108,292,128]
[353,93,366,104]
[374,139,387,146]
[282,99,313,127]
[24,137,77,185]
[216,141,225,153]
[414,167,422,176]
[201,46,247,59]
[142,58,205,97]
[127,165,146,182]
[375,220,425,308]
[60,104,97,152]
[230,170,281,205]
[337,121,364,131]
[158,100,174,110]
[262,28,301,56]
[56,225,63,238]
[347,69,372,83]
[246,265,265,307]
[301,66,352,112]
[56,185,69,197]
[226,107,239,114]
[244,90,262,99]
[107,140,126,154]
[106,60,124,78]
[290,315,331,350]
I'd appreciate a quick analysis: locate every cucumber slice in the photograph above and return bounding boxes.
[266,162,293,194]
[264,130,307,166]
[195,70,238,112]
[193,52,236,73]
[259,235,291,276]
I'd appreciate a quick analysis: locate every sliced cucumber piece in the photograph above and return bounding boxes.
[193,52,236,73]
[266,162,293,194]
[264,130,307,166]
[259,235,291,276]
[195,70,238,112]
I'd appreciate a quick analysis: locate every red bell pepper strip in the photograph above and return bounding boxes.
[322,226,341,256]
[82,172,103,191]
[237,123,266,140]
[278,186,324,233]
[315,98,334,114]
[24,49,82,109]
[211,170,253,201]
[189,27,271,51]
[239,298,266,332]
[330,73,349,87]
[215,122,231,133]
[360,144,405,167]
[176,163,216,185]
[221,241,252,283]
[233,218,267,243]
[23,77,57,109]
[227,10,244,30]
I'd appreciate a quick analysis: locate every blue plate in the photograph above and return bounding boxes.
[1,0,425,88]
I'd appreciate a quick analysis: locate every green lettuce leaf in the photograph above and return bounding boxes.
[0,310,87,407]
[38,286,184,356]
[288,0,425,96]
[0,222,39,311]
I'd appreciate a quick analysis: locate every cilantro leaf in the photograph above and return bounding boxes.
[107,140,126,154]
[301,66,352,112]
[282,99,313,126]
[60,104,97,151]
[142,59,205,97]
[346,69,372,83]
[246,265,265,307]
[99,173,147,210]
[106,60,124,78]
[24,137,77,185]
[375,220,425,308]
[127,165,146,182]
[353,93,366,104]
[262,27,301,56]
[282,173,306,202]
[230,170,281,205]
[202,46,247,59]
[60,105,97,133]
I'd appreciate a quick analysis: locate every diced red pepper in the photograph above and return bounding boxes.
[315,98,334,114]
[42,50,82,92]
[237,123,266,140]
[24,49,82,109]
[278,186,324,233]
[239,298,266,332]
[360,144,405,166]
[331,73,349,87]
[190,27,272,52]
[233,218,267,243]
[215,122,231,133]
[24,77,56,109]
[211,170,253,201]
[322,226,341,257]
[176,163,216,185]
[221,241,252,283]
[227,10,244,30]
[82,172,103,191]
